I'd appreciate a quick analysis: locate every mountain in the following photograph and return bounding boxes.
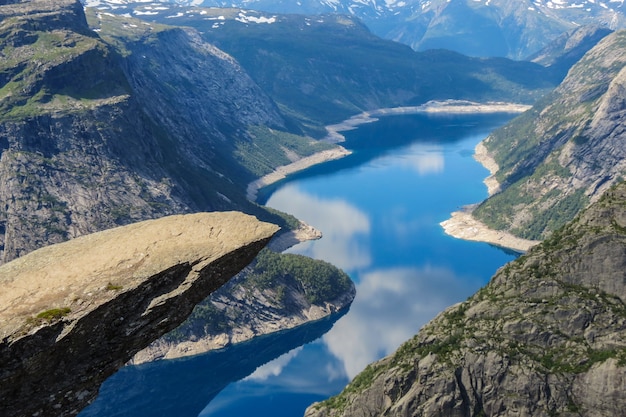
[0,0,333,263]
[472,29,626,240]
[131,248,356,363]
[83,0,626,58]
[305,180,626,417]
[528,25,613,75]
[100,5,560,137]
[0,0,563,264]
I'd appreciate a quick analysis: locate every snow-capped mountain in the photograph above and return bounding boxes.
[81,0,626,58]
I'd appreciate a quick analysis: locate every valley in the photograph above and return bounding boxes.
[1,0,625,416]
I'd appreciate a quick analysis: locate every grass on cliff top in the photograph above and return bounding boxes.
[85,9,171,57]
[0,27,130,120]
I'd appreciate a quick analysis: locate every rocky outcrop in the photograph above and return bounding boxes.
[0,212,279,417]
[306,182,626,417]
[529,25,613,76]
[473,30,626,240]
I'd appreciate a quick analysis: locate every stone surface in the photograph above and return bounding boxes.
[0,212,278,417]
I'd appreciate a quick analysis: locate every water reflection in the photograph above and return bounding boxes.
[324,265,483,378]
[83,114,518,417]
[376,143,445,176]
[80,311,348,417]
[269,184,371,271]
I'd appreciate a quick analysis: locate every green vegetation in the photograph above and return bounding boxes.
[106,283,124,291]
[26,307,72,327]
[36,307,71,320]
[84,9,170,57]
[141,11,557,135]
[235,126,334,177]
[249,249,352,305]
[474,152,588,240]
[319,362,386,412]
[163,248,352,344]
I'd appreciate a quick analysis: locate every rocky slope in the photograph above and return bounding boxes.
[0,211,279,417]
[305,182,626,417]
[528,25,613,77]
[95,6,561,137]
[472,29,626,241]
[0,0,334,264]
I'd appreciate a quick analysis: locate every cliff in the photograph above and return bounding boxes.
[473,29,626,240]
[0,212,279,417]
[0,0,330,264]
[306,182,626,417]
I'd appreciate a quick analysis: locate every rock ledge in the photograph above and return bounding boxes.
[0,212,278,417]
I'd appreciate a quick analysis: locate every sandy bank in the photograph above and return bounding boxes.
[441,136,541,253]
[441,208,540,253]
[324,100,531,143]
[249,100,532,250]
[246,147,351,202]
[474,141,502,196]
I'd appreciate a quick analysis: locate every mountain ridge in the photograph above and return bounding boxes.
[472,29,626,241]
[82,0,626,58]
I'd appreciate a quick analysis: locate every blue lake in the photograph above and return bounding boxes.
[81,112,518,417]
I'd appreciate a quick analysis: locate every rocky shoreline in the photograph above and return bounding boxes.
[132,102,534,364]
[324,100,531,143]
[249,100,534,252]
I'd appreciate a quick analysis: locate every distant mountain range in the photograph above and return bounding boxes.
[82,0,626,58]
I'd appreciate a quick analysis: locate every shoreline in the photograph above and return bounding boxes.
[440,207,540,253]
[440,139,541,253]
[246,147,352,202]
[323,100,531,144]
[248,100,533,250]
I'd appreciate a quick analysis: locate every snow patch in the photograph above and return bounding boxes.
[235,12,277,24]
[134,10,159,15]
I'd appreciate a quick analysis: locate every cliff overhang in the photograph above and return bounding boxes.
[0,212,279,417]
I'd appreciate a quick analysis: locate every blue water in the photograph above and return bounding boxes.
[81,113,517,417]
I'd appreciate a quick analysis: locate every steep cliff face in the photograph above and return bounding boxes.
[473,30,626,240]
[0,0,326,263]
[0,212,279,417]
[305,182,626,417]
[113,7,561,137]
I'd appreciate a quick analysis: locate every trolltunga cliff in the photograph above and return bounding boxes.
[0,212,278,417]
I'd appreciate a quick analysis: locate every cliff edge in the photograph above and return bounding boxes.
[0,212,279,417]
